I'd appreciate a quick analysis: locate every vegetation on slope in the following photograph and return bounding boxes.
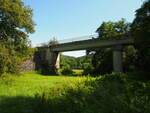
[60,54,92,70]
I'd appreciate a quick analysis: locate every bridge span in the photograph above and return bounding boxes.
[50,38,134,52]
[38,36,134,74]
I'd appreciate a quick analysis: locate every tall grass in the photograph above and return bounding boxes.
[0,72,87,97]
[0,72,150,113]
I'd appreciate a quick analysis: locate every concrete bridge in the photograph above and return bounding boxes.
[40,36,134,74]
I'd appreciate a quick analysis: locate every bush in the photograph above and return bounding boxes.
[61,65,74,75]
[82,63,94,75]
[88,73,150,113]
[0,43,21,76]
[131,0,150,73]
[123,46,137,72]
[34,73,150,113]
[92,48,113,75]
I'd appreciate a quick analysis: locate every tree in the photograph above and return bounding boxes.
[48,38,59,46]
[131,0,150,73]
[0,0,35,53]
[0,0,35,75]
[96,18,130,39]
[89,19,135,75]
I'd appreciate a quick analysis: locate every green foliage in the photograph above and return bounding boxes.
[123,46,137,72]
[0,72,86,113]
[0,42,21,75]
[0,0,35,37]
[60,54,93,75]
[0,41,35,76]
[61,65,74,75]
[131,0,150,44]
[0,0,35,53]
[0,0,35,75]
[61,55,78,69]
[131,0,150,72]
[0,72,150,113]
[96,18,130,39]
[34,73,150,113]
[77,54,93,69]
[92,48,113,75]
[89,73,150,113]
[82,63,94,75]
[87,19,137,75]
[48,38,59,46]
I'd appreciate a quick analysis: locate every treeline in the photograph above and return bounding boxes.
[60,54,92,69]
[91,0,150,76]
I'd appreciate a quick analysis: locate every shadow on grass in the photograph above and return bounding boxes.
[0,73,150,113]
[0,96,38,113]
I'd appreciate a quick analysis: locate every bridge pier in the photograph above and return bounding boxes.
[46,49,60,74]
[43,38,133,74]
[113,45,123,72]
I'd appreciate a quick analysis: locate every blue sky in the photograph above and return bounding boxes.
[23,0,143,57]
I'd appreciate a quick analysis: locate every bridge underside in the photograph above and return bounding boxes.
[42,38,134,74]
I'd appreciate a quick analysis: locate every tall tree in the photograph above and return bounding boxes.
[0,0,35,53]
[89,19,134,75]
[0,0,35,75]
[96,18,130,39]
[131,0,150,72]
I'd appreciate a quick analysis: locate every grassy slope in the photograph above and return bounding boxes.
[0,72,85,97]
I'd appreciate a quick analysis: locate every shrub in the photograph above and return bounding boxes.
[82,63,94,75]
[92,48,113,75]
[61,65,74,75]
[0,43,21,76]
[34,73,150,113]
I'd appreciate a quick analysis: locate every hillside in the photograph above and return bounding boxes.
[60,54,93,69]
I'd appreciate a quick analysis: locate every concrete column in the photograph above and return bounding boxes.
[113,45,123,72]
[46,48,60,74]
[55,53,60,70]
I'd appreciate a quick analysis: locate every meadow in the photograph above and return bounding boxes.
[0,72,87,96]
[0,72,88,113]
[0,72,150,113]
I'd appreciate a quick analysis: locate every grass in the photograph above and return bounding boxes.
[72,69,84,74]
[0,72,89,113]
[0,72,150,113]
[0,72,86,97]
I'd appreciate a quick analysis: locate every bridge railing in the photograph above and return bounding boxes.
[58,34,98,44]
[36,34,98,47]
[36,34,131,47]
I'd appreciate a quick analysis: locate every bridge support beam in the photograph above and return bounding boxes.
[113,45,123,72]
[46,49,60,74]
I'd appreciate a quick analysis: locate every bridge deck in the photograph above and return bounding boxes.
[49,38,134,52]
